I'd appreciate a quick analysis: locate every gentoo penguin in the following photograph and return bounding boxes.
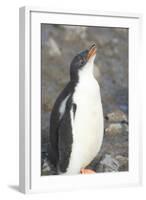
[48,43,104,175]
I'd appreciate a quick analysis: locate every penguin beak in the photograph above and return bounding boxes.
[87,43,97,60]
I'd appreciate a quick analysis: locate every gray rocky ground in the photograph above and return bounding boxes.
[41,24,128,175]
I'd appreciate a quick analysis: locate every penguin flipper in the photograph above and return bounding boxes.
[58,101,74,173]
[58,108,73,173]
[49,83,74,168]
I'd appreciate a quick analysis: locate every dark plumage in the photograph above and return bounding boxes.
[48,82,75,171]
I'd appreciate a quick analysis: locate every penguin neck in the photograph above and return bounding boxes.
[78,62,94,82]
[70,62,95,84]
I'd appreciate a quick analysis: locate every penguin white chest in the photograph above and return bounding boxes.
[66,77,104,174]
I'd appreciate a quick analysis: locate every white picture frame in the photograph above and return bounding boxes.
[19,6,142,194]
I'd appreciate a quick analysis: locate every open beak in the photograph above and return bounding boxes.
[87,43,97,60]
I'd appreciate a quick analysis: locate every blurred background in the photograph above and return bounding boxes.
[41,24,129,175]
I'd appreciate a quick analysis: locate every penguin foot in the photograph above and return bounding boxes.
[80,168,96,174]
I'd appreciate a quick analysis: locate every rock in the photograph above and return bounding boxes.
[105,110,128,123]
[64,26,87,41]
[42,159,51,172]
[41,143,48,153]
[105,123,123,136]
[41,128,49,145]
[122,123,128,134]
[100,154,119,172]
[46,37,61,57]
[96,154,128,172]
[41,112,51,131]
[116,155,128,171]
[42,159,58,175]
[103,45,114,57]
[112,38,119,44]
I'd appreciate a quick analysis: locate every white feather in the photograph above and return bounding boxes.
[59,95,70,119]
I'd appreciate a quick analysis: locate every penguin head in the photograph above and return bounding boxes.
[70,43,97,81]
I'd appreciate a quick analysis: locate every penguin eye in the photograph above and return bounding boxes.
[79,58,84,65]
